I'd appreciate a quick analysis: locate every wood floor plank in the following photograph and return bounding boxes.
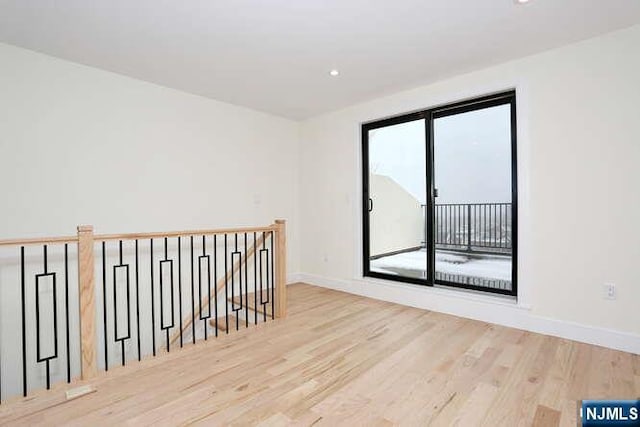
[532,404,561,427]
[0,283,637,426]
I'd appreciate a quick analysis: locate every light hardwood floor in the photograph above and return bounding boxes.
[1,283,638,426]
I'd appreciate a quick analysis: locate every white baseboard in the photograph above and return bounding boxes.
[297,272,640,355]
[287,272,304,284]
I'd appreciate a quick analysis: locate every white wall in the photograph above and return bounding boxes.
[369,174,423,257]
[0,41,300,274]
[298,25,640,353]
[0,41,301,398]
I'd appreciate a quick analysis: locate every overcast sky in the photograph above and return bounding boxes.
[369,104,512,205]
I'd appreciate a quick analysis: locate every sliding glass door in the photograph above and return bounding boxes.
[364,117,428,282]
[362,91,517,296]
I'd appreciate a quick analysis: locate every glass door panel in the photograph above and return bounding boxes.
[432,103,514,292]
[366,119,428,280]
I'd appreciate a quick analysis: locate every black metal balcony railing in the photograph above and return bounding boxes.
[428,203,512,255]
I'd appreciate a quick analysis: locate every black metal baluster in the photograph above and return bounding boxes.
[160,237,175,351]
[444,206,448,244]
[495,204,499,247]
[435,206,438,244]
[20,246,27,397]
[244,233,249,329]
[214,235,218,337]
[483,205,487,245]
[503,204,507,248]
[224,234,229,333]
[455,205,462,245]
[486,205,490,247]
[497,205,500,248]
[102,242,108,371]
[494,205,497,247]
[135,240,141,361]
[450,205,454,245]
[491,203,498,247]
[113,240,131,367]
[441,206,444,245]
[498,205,502,247]
[475,204,482,246]
[472,205,476,247]
[435,206,439,244]
[261,232,268,323]
[479,205,482,245]
[150,239,156,357]
[498,204,504,248]
[446,205,450,245]
[440,205,443,245]
[270,231,275,320]
[492,205,496,247]
[438,206,444,244]
[164,238,169,350]
[38,245,55,390]
[434,206,437,244]
[458,205,462,245]
[502,204,506,248]
[190,236,195,344]
[64,244,71,383]
[253,233,258,325]
[450,205,453,245]
[461,205,464,245]
[443,205,446,244]
[440,206,443,244]
[462,205,466,246]
[231,234,242,331]
[178,237,183,348]
[452,205,455,245]
[475,204,482,247]
[490,204,494,247]
[42,246,48,388]
[199,235,211,340]
[119,241,125,365]
[488,204,491,247]
[500,204,507,248]
[466,205,471,251]
[454,205,457,245]
[479,205,482,247]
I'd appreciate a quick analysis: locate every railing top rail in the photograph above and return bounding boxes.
[422,202,512,207]
[0,235,78,247]
[94,224,278,241]
[433,202,512,207]
[0,224,279,246]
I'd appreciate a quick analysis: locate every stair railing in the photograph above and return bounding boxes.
[0,219,287,404]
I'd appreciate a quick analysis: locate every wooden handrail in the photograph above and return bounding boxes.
[0,225,276,246]
[93,225,277,241]
[0,236,78,247]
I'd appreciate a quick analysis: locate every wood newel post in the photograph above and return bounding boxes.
[274,219,287,318]
[77,225,98,379]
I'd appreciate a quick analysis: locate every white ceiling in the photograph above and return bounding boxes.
[1,1,639,120]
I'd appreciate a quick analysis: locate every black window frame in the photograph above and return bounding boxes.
[362,90,518,297]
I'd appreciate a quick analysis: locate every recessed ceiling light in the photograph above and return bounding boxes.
[515,0,530,4]
[329,69,340,77]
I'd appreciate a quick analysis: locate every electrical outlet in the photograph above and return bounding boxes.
[603,283,616,300]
